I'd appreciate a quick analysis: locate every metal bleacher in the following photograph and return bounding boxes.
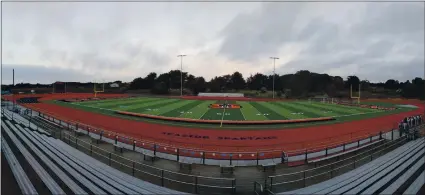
[1,137,38,195]
[276,137,425,195]
[1,116,190,195]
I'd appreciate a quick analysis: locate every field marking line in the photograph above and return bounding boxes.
[240,109,247,120]
[198,107,210,119]
[220,101,227,127]
[72,103,119,112]
[331,110,386,118]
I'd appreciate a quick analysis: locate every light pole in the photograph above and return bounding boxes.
[270,57,279,99]
[177,54,186,96]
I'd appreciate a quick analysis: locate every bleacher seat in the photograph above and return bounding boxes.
[0,116,190,195]
[277,137,425,195]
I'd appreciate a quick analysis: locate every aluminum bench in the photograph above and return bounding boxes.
[1,137,38,195]
[1,121,65,195]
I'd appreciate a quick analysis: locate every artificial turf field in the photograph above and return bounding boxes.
[43,96,416,129]
[73,97,383,120]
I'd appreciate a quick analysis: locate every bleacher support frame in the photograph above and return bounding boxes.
[264,137,410,193]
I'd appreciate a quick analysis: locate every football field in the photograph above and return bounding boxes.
[74,97,382,121]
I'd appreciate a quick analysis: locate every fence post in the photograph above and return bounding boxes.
[177,148,180,162]
[133,141,136,151]
[232,179,236,194]
[132,162,135,176]
[281,151,285,163]
[154,144,157,156]
[202,152,205,165]
[304,149,308,163]
[230,155,233,166]
[256,152,259,166]
[358,140,360,147]
[161,170,164,186]
[109,153,112,166]
[391,130,394,140]
[270,177,273,191]
[325,148,328,156]
[194,176,198,194]
[343,144,346,152]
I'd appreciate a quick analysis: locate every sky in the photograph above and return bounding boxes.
[2,1,424,84]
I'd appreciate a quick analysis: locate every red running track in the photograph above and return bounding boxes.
[19,97,423,155]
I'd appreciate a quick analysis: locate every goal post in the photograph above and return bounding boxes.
[350,84,361,104]
[93,80,105,98]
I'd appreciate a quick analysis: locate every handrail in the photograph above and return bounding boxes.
[265,136,408,191]
[61,130,236,181]
[1,107,237,193]
[254,181,263,195]
[21,102,399,155]
[269,136,404,178]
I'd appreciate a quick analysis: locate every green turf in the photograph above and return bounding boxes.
[160,100,203,117]
[118,98,179,112]
[295,101,354,116]
[277,102,332,118]
[47,97,418,130]
[99,98,162,109]
[179,101,215,119]
[237,101,268,121]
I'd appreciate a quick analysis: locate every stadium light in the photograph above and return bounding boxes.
[270,57,279,99]
[177,54,187,96]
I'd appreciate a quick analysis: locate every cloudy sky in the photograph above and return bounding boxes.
[2,1,424,84]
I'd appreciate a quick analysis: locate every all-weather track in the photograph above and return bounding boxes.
[9,93,424,154]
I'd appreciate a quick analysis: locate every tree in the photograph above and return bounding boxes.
[230,71,246,90]
[247,73,268,90]
[345,76,360,90]
[128,77,144,90]
[384,79,399,90]
[144,72,157,89]
[151,82,169,94]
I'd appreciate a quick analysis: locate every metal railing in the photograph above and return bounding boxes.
[1,106,237,194]
[20,102,408,163]
[264,136,412,193]
[61,131,236,194]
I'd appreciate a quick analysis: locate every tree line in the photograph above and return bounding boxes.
[128,69,425,99]
[2,70,423,99]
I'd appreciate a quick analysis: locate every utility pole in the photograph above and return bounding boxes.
[270,57,279,99]
[177,55,186,96]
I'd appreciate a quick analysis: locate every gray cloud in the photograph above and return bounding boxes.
[2,2,424,84]
[218,3,304,62]
[2,64,96,84]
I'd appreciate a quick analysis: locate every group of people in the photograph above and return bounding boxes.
[398,115,423,138]
[402,115,423,128]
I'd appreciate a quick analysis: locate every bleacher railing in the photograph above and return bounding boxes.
[0,106,237,194]
[17,102,405,167]
[61,131,236,194]
[263,123,425,194]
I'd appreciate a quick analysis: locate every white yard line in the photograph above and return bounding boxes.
[220,106,226,127]
[72,103,118,112]
[198,109,209,119]
[240,109,247,120]
[331,110,386,118]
